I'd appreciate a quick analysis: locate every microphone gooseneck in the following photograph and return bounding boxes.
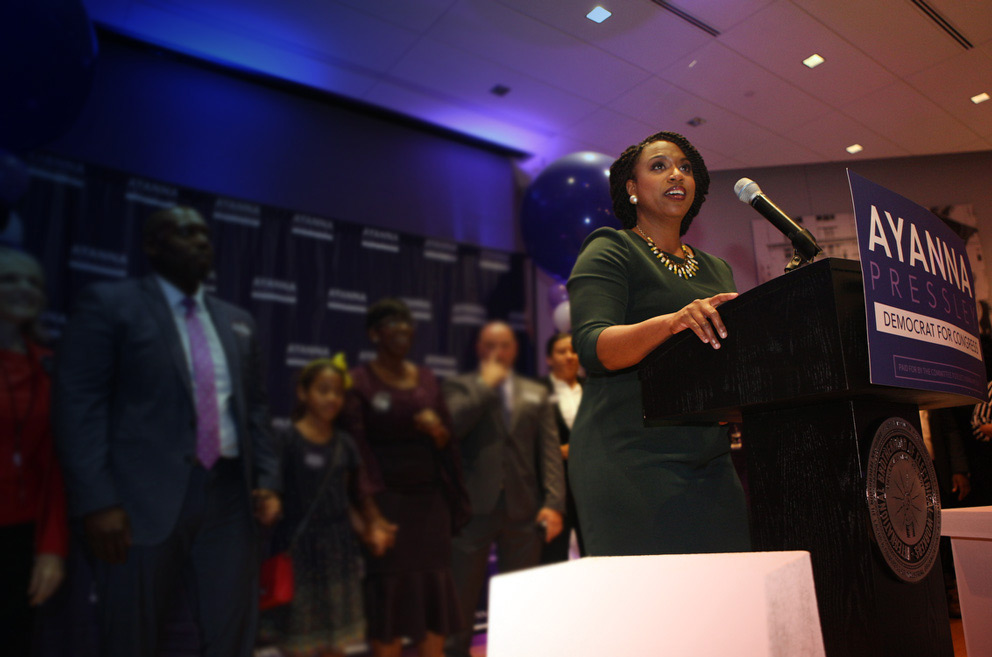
[735,177,822,271]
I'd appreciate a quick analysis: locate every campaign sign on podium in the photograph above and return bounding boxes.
[848,170,985,400]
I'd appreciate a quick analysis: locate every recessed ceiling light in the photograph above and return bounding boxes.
[846,144,863,154]
[971,92,990,104]
[803,54,825,69]
[586,6,612,23]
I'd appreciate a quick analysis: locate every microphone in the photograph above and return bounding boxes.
[734,178,822,263]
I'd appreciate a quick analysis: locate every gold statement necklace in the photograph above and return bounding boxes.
[635,225,699,279]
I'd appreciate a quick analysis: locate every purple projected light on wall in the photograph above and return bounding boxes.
[86,0,551,158]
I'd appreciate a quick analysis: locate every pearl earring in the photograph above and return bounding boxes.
[629,195,638,205]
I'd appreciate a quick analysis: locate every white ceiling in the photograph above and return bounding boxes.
[83,0,992,174]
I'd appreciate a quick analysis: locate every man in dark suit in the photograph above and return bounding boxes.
[53,206,281,657]
[540,331,584,564]
[442,321,565,657]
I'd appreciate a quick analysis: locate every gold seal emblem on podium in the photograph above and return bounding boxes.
[866,416,941,583]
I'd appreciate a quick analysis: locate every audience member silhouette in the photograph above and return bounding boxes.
[260,356,394,657]
[0,247,68,655]
[442,321,565,657]
[53,206,281,657]
[539,331,585,563]
[344,299,469,657]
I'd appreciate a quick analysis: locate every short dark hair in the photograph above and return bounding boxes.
[545,331,571,357]
[609,131,710,234]
[366,297,412,331]
[142,206,204,244]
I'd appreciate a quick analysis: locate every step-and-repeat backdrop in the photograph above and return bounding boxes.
[10,152,533,421]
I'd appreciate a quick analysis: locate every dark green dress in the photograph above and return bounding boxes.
[567,227,750,556]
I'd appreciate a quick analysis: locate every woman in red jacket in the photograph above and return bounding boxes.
[0,247,68,654]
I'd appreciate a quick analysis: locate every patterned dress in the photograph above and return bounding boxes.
[259,427,364,655]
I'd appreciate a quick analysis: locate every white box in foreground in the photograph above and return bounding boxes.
[488,550,824,657]
[942,506,992,657]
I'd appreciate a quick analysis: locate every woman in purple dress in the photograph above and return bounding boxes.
[344,298,469,657]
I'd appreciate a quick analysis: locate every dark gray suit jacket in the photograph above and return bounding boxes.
[53,276,280,545]
[442,372,565,521]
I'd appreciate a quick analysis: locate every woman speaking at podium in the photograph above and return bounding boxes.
[567,131,751,557]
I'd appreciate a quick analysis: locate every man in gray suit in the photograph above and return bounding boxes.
[53,206,281,657]
[443,321,565,657]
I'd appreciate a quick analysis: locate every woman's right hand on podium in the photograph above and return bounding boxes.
[594,292,738,371]
[665,292,738,350]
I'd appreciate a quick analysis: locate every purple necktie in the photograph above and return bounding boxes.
[183,297,220,469]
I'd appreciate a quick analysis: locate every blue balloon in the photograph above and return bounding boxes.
[0,0,99,152]
[520,151,619,281]
[0,150,30,205]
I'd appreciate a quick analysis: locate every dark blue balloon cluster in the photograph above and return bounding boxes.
[0,0,99,153]
[520,151,619,282]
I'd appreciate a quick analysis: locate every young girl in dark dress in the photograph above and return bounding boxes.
[261,356,395,657]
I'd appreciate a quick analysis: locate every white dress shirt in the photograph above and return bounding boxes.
[500,375,514,425]
[549,374,582,430]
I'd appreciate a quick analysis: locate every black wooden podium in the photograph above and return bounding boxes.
[640,258,965,657]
